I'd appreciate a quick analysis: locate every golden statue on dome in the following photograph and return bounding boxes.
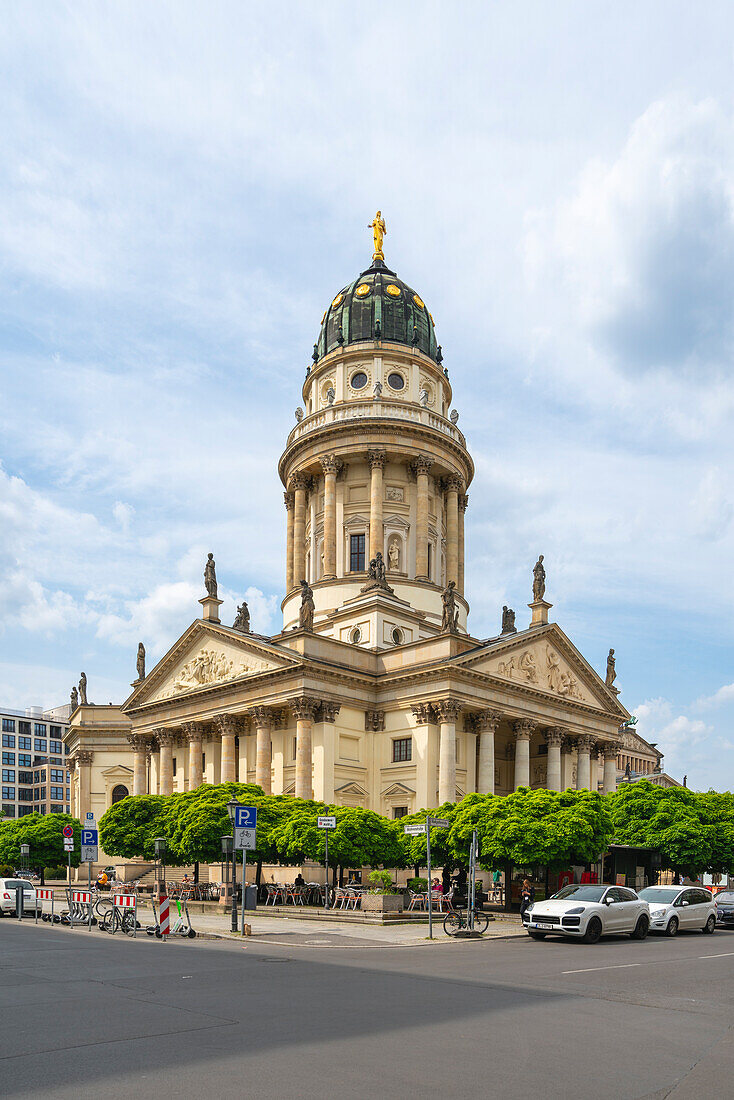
[369,210,386,261]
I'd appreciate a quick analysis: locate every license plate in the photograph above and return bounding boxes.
[534,922,554,930]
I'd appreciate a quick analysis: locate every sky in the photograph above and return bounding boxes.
[1,1,734,789]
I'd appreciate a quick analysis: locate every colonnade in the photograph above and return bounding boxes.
[283,453,467,594]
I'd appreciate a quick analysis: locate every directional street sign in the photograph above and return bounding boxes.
[403,824,427,836]
[427,817,450,829]
[233,805,257,851]
[63,838,74,852]
[317,816,336,829]
[62,825,74,838]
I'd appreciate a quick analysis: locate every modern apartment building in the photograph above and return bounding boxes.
[1,704,71,819]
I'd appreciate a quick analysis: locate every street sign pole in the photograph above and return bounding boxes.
[88,860,92,931]
[324,830,329,910]
[68,851,73,930]
[241,850,246,937]
[231,843,237,933]
[427,823,432,940]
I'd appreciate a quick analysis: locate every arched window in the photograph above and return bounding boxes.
[111,784,129,804]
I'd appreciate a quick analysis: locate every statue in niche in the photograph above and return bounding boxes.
[532,554,546,601]
[326,387,335,406]
[546,646,563,692]
[295,407,304,422]
[519,650,538,684]
[136,642,146,681]
[441,581,459,633]
[79,672,88,706]
[419,387,429,407]
[501,606,516,634]
[388,540,400,572]
[233,602,250,633]
[299,580,315,631]
[70,685,79,711]
[205,553,218,598]
[606,648,617,689]
[373,381,382,399]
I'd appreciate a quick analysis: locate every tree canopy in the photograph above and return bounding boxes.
[0,813,81,870]
[99,795,168,862]
[398,803,460,869]
[270,803,405,870]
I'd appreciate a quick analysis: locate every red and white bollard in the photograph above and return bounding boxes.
[158,894,170,937]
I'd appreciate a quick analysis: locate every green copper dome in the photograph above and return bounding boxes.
[313,259,441,364]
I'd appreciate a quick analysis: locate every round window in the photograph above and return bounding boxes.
[387,372,405,390]
[350,627,362,644]
[354,283,371,298]
[350,371,368,390]
[391,628,403,645]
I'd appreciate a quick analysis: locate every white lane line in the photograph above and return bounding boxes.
[699,952,734,959]
[561,963,642,975]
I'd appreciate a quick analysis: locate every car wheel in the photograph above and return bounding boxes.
[666,916,679,937]
[583,917,603,944]
[631,915,649,940]
[528,931,546,940]
[703,914,716,934]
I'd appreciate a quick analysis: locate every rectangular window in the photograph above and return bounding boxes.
[18,755,31,768]
[2,734,15,748]
[392,737,412,763]
[18,806,33,816]
[50,787,64,800]
[38,787,46,800]
[18,771,33,784]
[2,804,16,817]
[50,769,64,783]
[393,806,408,819]
[427,541,432,580]
[18,737,31,750]
[2,719,15,733]
[172,757,177,776]
[2,770,15,783]
[2,787,15,800]
[49,757,62,766]
[293,736,298,761]
[50,740,63,755]
[34,723,46,737]
[202,753,206,771]
[50,726,61,737]
[50,805,63,813]
[34,739,47,752]
[19,721,30,735]
[2,752,15,766]
[349,533,366,572]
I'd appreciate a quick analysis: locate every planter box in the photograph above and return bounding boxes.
[361,894,403,913]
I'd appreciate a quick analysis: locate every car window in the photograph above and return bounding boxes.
[695,890,712,905]
[605,888,623,903]
[638,887,680,903]
[618,888,637,901]
[2,879,31,890]
[553,885,607,902]
[716,892,734,903]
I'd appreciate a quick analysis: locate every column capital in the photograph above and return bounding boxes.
[76,750,94,765]
[446,474,464,494]
[577,735,596,753]
[366,448,387,470]
[411,702,435,724]
[320,453,342,477]
[513,718,537,742]
[545,726,568,748]
[289,696,319,721]
[249,706,273,729]
[459,493,469,513]
[410,454,433,477]
[471,709,502,733]
[365,709,385,732]
[127,733,148,751]
[317,701,341,723]
[154,727,176,747]
[284,490,294,511]
[67,756,77,773]
[182,721,205,743]
[215,714,242,738]
[434,699,463,723]
[602,739,621,756]
[290,471,310,492]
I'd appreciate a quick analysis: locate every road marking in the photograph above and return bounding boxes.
[562,963,642,974]
[699,952,734,959]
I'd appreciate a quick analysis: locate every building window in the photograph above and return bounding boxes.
[49,757,62,766]
[2,770,15,783]
[34,724,46,737]
[18,755,31,768]
[349,533,366,572]
[392,737,412,763]
[50,769,64,783]
[34,739,47,752]
[172,758,177,776]
[391,627,403,645]
[50,805,63,813]
[350,370,368,390]
[350,627,362,644]
[50,740,63,754]
[19,737,30,750]
[2,804,16,817]
[427,542,432,580]
[18,806,33,816]
[202,753,206,771]
[2,752,15,766]
[19,771,33,784]
[111,785,129,804]
[393,806,408,819]
[19,721,30,735]
[293,736,298,761]
[2,719,15,733]
[50,786,64,801]
[2,734,15,748]
[2,787,15,800]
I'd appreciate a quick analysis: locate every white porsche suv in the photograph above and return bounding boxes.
[523,883,650,943]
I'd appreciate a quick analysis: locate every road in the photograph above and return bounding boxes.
[1,919,733,1099]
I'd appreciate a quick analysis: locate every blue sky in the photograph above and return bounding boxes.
[1,1,734,788]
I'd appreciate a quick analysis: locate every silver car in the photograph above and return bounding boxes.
[0,877,38,916]
[523,883,650,943]
[638,885,717,936]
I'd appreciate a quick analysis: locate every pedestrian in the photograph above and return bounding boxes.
[520,878,535,917]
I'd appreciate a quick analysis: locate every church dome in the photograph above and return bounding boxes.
[313,258,441,365]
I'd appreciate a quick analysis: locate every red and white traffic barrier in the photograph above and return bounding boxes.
[113,894,136,908]
[72,890,91,905]
[159,894,170,936]
[36,889,53,901]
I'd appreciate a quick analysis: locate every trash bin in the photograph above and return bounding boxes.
[243,885,257,912]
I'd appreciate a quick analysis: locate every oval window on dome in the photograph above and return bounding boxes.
[387,372,405,391]
[350,627,361,644]
[386,284,401,298]
[350,371,368,390]
[413,294,425,310]
[391,627,403,646]
[331,292,344,308]
[354,283,370,298]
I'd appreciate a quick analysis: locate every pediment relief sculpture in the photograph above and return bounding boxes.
[155,646,273,700]
[492,643,586,702]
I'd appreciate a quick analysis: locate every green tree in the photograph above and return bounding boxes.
[99,795,168,862]
[398,803,460,872]
[270,803,405,880]
[451,789,613,870]
[0,813,81,879]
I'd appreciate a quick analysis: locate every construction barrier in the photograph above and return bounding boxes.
[159,895,170,936]
[112,893,138,937]
[35,888,53,925]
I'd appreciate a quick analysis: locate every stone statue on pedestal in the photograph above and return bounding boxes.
[136,642,146,681]
[361,551,394,594]
[79,672,88,706]
[501,606,516,634]
[532,555,546,601]
[299,580,315,631]
[233,602,250,633]
[204,553,218,598]
[606,648,616,689]
[70,685,79,711]
[441,581,459,633]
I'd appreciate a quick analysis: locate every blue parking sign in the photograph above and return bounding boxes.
[234,806,257,829]
[81,828,98,846]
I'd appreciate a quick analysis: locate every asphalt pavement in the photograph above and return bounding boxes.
[1,918,733,1099]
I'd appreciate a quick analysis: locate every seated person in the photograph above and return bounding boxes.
[294,873,306,888]
[431,877,443,894]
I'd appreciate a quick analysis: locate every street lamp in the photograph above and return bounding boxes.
[226,799,239,933]
[154,837,167,896]
[19,843,29,874]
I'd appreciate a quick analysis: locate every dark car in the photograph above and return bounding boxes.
[715,889,734,927]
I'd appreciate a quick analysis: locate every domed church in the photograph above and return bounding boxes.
[70,217,634,820]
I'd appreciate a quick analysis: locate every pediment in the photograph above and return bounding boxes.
[335,781,368,797]
[101,765,134,779]
[125,621,299,708]
[458,626,626,715]
[382,781,415,798]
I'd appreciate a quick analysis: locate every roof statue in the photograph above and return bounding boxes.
[136,642,146,681]
[501,606,516,634]
[233,601,251,633]
[79,671,88,705]
[204,553,217,598]
[299,580,315,631]
[605,648,617,690]
[369,210,386,261]
[532,554,546,601]
[70,685,78,711]
[441,581,459,634]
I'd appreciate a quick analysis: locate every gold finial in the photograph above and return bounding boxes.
[368,210,386,261]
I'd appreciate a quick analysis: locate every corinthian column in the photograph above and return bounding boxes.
[290,697,319,800]
[320,455,340,579]
[76,750,93,820]
[436,699,462,805]
[127,735,148,796]
[513,719,536,789]
[603,741,620,794]
[412,455,433,580]
[367,449,387,562]
[156,729,175,796]
[475,710,501,794]
[215,715,239,784]
[458,493,468,596]
[284,491,295,592]
[291,473,309,585]
[183,723,204,791]
[250,707,274,794]
[545,728,566,792]
[576,736,595,790]
[445,475,462,587]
